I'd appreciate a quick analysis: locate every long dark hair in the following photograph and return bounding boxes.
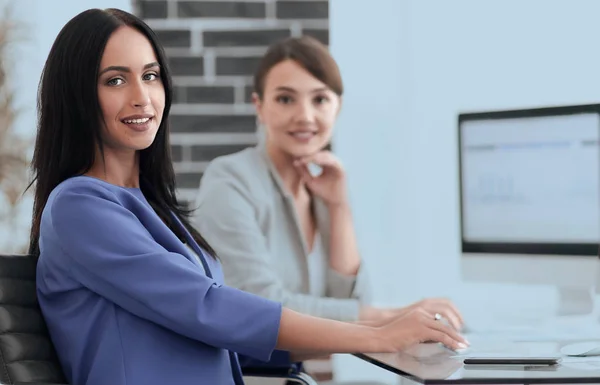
[28,8,216,258]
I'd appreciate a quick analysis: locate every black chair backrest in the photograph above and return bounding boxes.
[0,254,66,384]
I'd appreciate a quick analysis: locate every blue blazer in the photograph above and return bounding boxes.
[36,177,287,385]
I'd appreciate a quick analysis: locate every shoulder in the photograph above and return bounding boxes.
[199,147,272,197]
[48,176,114,207]
[203,147,268,183]
[40,178,125,251]
[48,176,128,208]
[194,147,277,223]
[45,176,143,223]
[51,176,117,197]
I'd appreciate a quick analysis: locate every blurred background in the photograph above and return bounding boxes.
[2,1,600,383]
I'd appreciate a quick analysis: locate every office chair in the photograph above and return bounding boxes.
[0,253,317,385]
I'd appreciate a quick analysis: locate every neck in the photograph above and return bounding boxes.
[86,147,141,188]
[266,142,306,198]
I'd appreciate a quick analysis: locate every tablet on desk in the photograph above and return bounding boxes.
[463,357,562,365]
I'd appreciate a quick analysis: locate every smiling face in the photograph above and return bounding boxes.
[96,26,165,154]
[254,59,341,159]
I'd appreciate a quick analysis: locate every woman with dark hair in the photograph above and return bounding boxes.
[31,9,468,385]
[194,36,465,327]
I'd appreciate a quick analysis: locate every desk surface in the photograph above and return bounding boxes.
[356,339,600,384]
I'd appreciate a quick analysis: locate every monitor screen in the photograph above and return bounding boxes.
[459,106,600,254]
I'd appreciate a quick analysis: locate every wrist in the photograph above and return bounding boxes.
[368,325,393,353]
[326,199,351,212]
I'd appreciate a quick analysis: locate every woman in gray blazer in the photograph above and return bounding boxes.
[194,36,464,329]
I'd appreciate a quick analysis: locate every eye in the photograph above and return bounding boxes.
[276,95,293,104]
[143,72,160,81]
[314,95,329,104]
[106,77,124,86]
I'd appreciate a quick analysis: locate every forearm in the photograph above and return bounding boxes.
[287,317,388,361]
[328,203,361,276]
[276,308,384,354]
[351,318,388,327]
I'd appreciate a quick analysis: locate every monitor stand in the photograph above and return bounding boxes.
[556,287,594,316]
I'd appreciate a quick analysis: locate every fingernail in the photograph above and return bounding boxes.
[458,342,468,349]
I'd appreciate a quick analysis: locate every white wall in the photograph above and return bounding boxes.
[0,0,131,252]
[11,0,132,137]
[404,0,600,301]
[330,0,600,383]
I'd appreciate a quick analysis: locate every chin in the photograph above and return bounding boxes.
[289,140,322,153]
[286,147,317,159]
[132,136,157,151]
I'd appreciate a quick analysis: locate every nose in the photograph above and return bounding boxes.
[131,80,150,108]
[295,99,315,123]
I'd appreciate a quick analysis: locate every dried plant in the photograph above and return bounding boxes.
[0,2,31,253]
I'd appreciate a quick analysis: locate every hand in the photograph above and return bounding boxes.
[293,151,348,207]
[359,306,416,328]
[360,298,465,330]
[400,298,465,331]
[376,307,469,352]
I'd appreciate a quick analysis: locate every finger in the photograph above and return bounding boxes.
[426,329,468,351]
[427,299,465,329]
[297,151,338,167]
[448,302,465,327]
[446,313,463,332]
[445,299,465,326]
[426,317,469,346]
[435,299,465,326]
[294,162,314,183]
[438,308,463,331]
[418,304,460,331]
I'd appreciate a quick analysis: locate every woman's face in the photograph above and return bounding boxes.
[96,26,165,154]
[254,59,341,159]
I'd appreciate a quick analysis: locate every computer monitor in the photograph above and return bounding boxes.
[458,104,600,316]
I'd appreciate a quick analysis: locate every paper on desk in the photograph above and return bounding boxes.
[561,356,600,371]
[449,342,560,359]
[463,318,600,343]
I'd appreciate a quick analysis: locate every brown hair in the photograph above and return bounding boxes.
[253,36,343,99]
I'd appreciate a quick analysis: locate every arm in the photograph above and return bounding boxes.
[277,308,381,354]
[194,171,361,322]
[322,199,372,301]
[286,318,389,362]
[327,202,361,277]
[49,183,280,361]
[242,317,387,367]
[293,152,371,302]
[277,307,468,357]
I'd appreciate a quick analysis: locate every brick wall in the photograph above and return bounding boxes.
[133,0,329,204]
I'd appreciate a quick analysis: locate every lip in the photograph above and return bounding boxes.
[120,114,155,132]
[121,114,154,121]
[288,131,317,143]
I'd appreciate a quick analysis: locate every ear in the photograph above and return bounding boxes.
[252,92,264,123]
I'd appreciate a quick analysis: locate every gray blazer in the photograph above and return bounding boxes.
[193,144,371,321]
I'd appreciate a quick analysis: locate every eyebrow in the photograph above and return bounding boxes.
[275,86,329,93]
[98,61,160,76]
